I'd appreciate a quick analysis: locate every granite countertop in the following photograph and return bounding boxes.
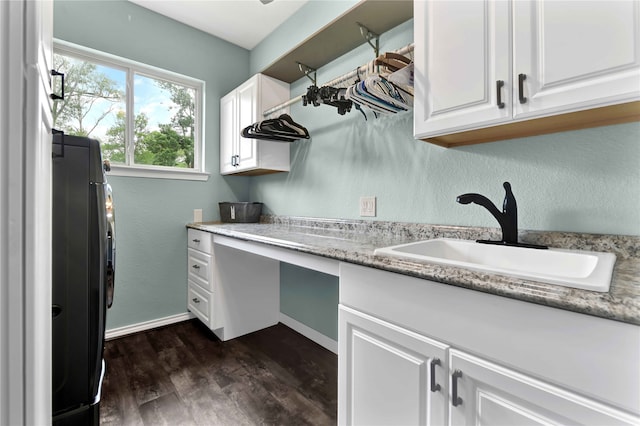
[187,216,640,326]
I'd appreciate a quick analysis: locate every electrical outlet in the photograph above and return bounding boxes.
[193,209,203,222]
[359,196,376,217]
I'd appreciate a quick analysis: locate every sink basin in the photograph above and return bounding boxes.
[374,238,616,292]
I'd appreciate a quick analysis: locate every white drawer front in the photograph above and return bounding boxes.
[187,248,212,291]
[188,281,211,326]
[188,229,212,253]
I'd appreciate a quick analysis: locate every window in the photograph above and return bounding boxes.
[53,41,206,180]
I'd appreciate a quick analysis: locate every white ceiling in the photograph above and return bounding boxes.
[129,0,310,50]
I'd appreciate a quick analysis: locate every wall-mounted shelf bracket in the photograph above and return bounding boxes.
[261,0,413,83]
[263,42,414,117]
[296,62,317,86]
[357,22,379,57]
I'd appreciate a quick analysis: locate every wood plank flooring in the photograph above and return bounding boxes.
[100,320,337,425]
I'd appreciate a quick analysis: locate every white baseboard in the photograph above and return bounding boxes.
[279,313,338,354]
[105,312,195,340]
[105,311,338,355]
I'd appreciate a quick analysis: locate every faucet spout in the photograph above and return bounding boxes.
[456,182,518,245]
[456,193,503,219]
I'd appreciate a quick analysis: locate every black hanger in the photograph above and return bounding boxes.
[302,85,352,115]
[241,114,310,142]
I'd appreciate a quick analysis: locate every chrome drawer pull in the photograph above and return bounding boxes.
[192,297,200,303]
[192,238,200,243]
[192,264,200,269]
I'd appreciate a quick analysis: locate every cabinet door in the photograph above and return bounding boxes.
[220,91,237,174]
[514,0,640,119]
[236,77,259,172]
[449,349,639,426]
[219,74,290,176]
[338,305,448,426]
[414,0,511,138]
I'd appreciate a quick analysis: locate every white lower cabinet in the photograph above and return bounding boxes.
[186,229,219,330]
[186,229,280,341]
[339,306,448,426]
[449,349,638,426]
[338,263,640,426]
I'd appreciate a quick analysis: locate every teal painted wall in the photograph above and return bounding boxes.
[54,0,251,329]
[250,0,358,74]
[249,9,640,340]
[280,263,338,340]
[53,1,640,341]
[250,18,640,236]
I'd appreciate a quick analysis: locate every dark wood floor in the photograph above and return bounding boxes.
[100,320,338,425]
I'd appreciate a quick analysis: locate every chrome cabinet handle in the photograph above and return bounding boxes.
[191,264,200,269]
[192,297,200,303]
[430,358,441,392]
[192,238,200,243]
[518,73,527,104]
[452,370,463,407]
[496,80,505,109]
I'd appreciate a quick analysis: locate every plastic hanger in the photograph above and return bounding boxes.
[241,114,310,142]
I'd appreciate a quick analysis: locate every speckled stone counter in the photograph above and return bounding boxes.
[187,216,640,326]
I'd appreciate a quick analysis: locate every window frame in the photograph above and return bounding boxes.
[53,39,208,181]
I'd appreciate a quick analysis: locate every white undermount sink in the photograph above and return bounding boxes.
[374,238,616,292]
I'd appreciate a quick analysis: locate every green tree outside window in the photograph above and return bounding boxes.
[52,51,199,170]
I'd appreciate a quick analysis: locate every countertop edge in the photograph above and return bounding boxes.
[186,220,640,326]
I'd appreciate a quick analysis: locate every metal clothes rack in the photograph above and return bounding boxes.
[263,42,414,118]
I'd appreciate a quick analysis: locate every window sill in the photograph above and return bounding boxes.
[107,164,210,181]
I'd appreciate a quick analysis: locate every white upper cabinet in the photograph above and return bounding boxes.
[220,91,237,173]
[513,0,640,119]
[414,0,511,136]
[220,74,290,175]
[236,80,260,171]
[414,0,640,147]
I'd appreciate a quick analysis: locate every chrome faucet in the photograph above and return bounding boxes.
[456,182,519,246]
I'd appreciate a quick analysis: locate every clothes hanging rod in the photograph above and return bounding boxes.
[263,42,414,117]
